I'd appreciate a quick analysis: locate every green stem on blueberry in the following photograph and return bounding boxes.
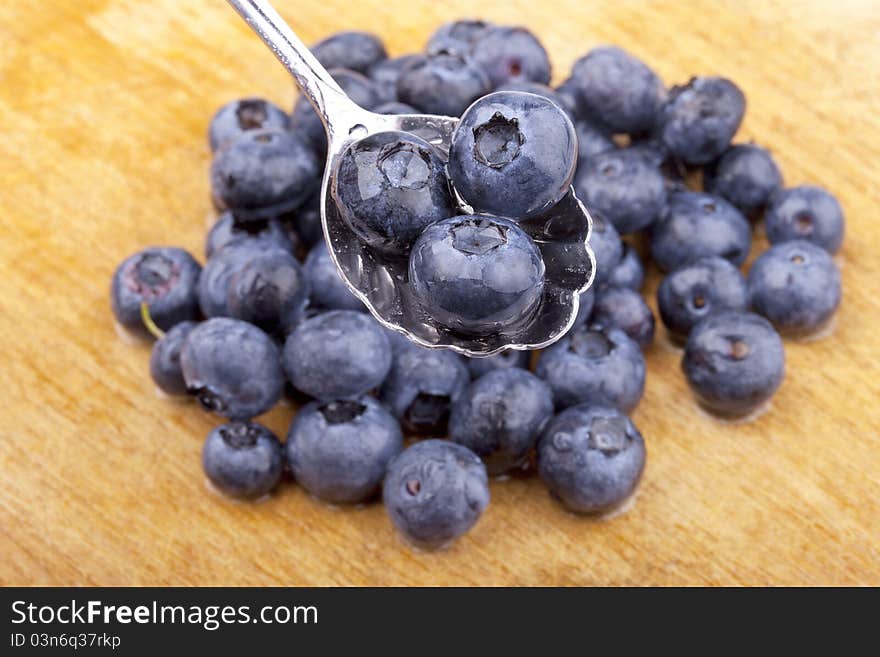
[140,302,165,339]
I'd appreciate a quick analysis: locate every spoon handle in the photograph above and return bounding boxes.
[225,0,365,136]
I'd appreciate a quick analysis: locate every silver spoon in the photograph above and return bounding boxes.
[226,0,595,356]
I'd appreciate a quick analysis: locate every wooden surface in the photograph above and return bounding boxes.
[1,0,879,586]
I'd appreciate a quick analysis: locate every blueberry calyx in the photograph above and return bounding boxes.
[473,112,525,168]
[378,142,431,190]
[128,253,180,301]
[318,400,368,424]
[404,393,450,432]
[235,100,269,131]
[551,431,572,451]
[219,422,261,449]
[405,479,421,496]
[728,338,750,360]
[600,161,620,177]
[569,330,613,359]
[794,213,814,235]
[191,386,228,414]
[588,416,631,455]
[451,218,509,255]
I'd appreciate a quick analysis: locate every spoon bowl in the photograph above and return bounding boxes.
[227,0,595,356]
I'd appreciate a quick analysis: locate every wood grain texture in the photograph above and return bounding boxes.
[1,0,879,586]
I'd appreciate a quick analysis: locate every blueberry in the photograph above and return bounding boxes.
[181,318,284,420]
[292,68,382,154]
[332,131,455,254]
[282,310,391,400]
[626,136,672,169]
[466,349,531,378]
[383,439,489,549]
[682,311,785,417]
[288,192,324,250]
[450,368,554,475]
[585,212,623,287]
[373,101,419,115]
[607,244,645,291]
[470,26,551,86]
[660,76,746,165]
[650,191,751,272]
[208,98,290,152]
[765,185,845,254]
[493,81,566,109]
[592,285,655,349]
[569,46,666,135]
[537,405,646,515]
[448,91,577,219]
[380,342,470,434]
[703,143,783,215]
[198,243,262,318]
[205,211,295,258]
[226,248,310,337]
[536,325,645,412]
[290,97,326,156]
[747,240,841,336]
[368,55,424,103]
[554,77,583,120]
[302,242,364,312]
[111,247,202,338]
[575,149,667,234]
[149,321,197,396]
[210,128,319,222]
[571,287,596,330]
[286,397,403,504]
[310,31,387,74]
[657,256,748,340]
[202,421,284,499]
[377,321,417,353]
[426,19,493,55]
[573,119,615,168]
[626,139,687,194]
[396,53,491,117]
[409,215,546,336]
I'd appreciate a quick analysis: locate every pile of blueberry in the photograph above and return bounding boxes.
[111,20,844,550]
[334,86,578,340]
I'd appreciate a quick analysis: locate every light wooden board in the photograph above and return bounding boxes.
[1,0,879,586]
